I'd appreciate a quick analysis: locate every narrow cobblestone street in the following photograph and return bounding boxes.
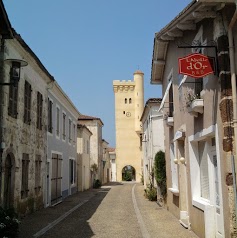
[19,182,197,238]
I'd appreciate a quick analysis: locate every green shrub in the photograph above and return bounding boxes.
[123,170,132,181]
[144,186,157,201]
[0,206,20,238]
[154,150,167,199]
[93,179,101,188]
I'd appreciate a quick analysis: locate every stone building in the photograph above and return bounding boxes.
[150,0,237,237]
[113,70,144,182]
[77,124,92,191]
[0,13,55,213]
[78,114,104,185]
[102,139,110,184]
[108,148,116,182]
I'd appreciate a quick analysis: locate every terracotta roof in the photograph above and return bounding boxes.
[77,124,92,135]
[78,114,104,126]
[107,147,115,152]
[146,98,162,104]
[140,98,162,122]
[133,70,144,75]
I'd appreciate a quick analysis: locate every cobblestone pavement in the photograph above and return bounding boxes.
[19,182,198,238]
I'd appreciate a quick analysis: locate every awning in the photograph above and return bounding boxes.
[178,75,187,89]
[158,80,172,112]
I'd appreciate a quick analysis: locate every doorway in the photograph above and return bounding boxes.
[4,154,15,209]
[122,165,136,181]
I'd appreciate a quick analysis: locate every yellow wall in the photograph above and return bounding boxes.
[113,71,144,182]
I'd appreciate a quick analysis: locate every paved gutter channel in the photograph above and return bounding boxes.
[132,184,151,238]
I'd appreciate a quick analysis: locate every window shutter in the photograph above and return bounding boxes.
[199,141,209,199]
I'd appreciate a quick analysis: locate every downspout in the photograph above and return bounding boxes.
[0,36,5,205]
[228,3,237,225]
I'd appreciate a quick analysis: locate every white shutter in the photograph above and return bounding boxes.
[199,141,209,200]
[170,143,178,189]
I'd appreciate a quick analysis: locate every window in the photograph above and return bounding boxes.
[69,159,76,184]
[21,153,29,199]
[24,81,32,124]
[69,119,72,143]
[129,98,132,104]
[37,92,43,130]
[35,155,42,195]
[48,98,53,133]
[170,143,178,190]
[168,81,173,117]
[87,140,90,154]
[62,113,66,140]
[8,84,18,118]
[56,107,60,137]
[73,123,76,143]
[199,141,209,199]
[51,154,62,205]
[125,98,127,104]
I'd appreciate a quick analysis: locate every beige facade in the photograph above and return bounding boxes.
[102,139,110,184]
[150,1,237,237]
[77,124,92,191]
[78,115,103,184]
[113,70,144,182]
[108,148,116,181]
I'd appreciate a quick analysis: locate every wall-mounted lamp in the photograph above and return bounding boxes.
[0,59,28,86]
[179,157,186,164]
[174,158,179,164]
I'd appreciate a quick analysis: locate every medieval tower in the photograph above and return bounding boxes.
[113,70,144,182]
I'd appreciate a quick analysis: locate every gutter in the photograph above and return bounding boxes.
[228,1,237,226]
[0,36,4,205]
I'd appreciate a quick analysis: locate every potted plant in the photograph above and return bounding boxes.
[185,89,204,116]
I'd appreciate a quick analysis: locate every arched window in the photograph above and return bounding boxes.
[125,98,127,104]
[129,98,132,104]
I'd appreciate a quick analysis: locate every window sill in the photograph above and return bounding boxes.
[192,197,210,211]
[168,187,179,196]
[187,99,204,117]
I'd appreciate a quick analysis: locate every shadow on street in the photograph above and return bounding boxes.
[19,187,111,238]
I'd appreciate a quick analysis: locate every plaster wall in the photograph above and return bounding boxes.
[161,17,230,238]
[47,86,79,203]
[77,127,91,191]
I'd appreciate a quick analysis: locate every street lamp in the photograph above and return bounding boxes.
[1,59,28,86]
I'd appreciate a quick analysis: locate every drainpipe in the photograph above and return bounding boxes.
[228,3,237,224]
[0,36,5,206]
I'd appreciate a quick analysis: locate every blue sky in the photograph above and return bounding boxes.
[3,0,191,147]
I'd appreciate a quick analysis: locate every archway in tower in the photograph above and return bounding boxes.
[122,165,136,181]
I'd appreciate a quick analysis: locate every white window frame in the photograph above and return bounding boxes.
[188,125,215,210]
[62,111,66,142]
[47,97,53,136]
[69,157,76,186]
[168,143,179,195]
[68,117,72,145]
[72,122,76,146]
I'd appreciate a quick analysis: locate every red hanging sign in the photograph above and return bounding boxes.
[178,53,215,78]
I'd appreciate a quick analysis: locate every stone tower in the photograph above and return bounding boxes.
[113,70,144,182]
